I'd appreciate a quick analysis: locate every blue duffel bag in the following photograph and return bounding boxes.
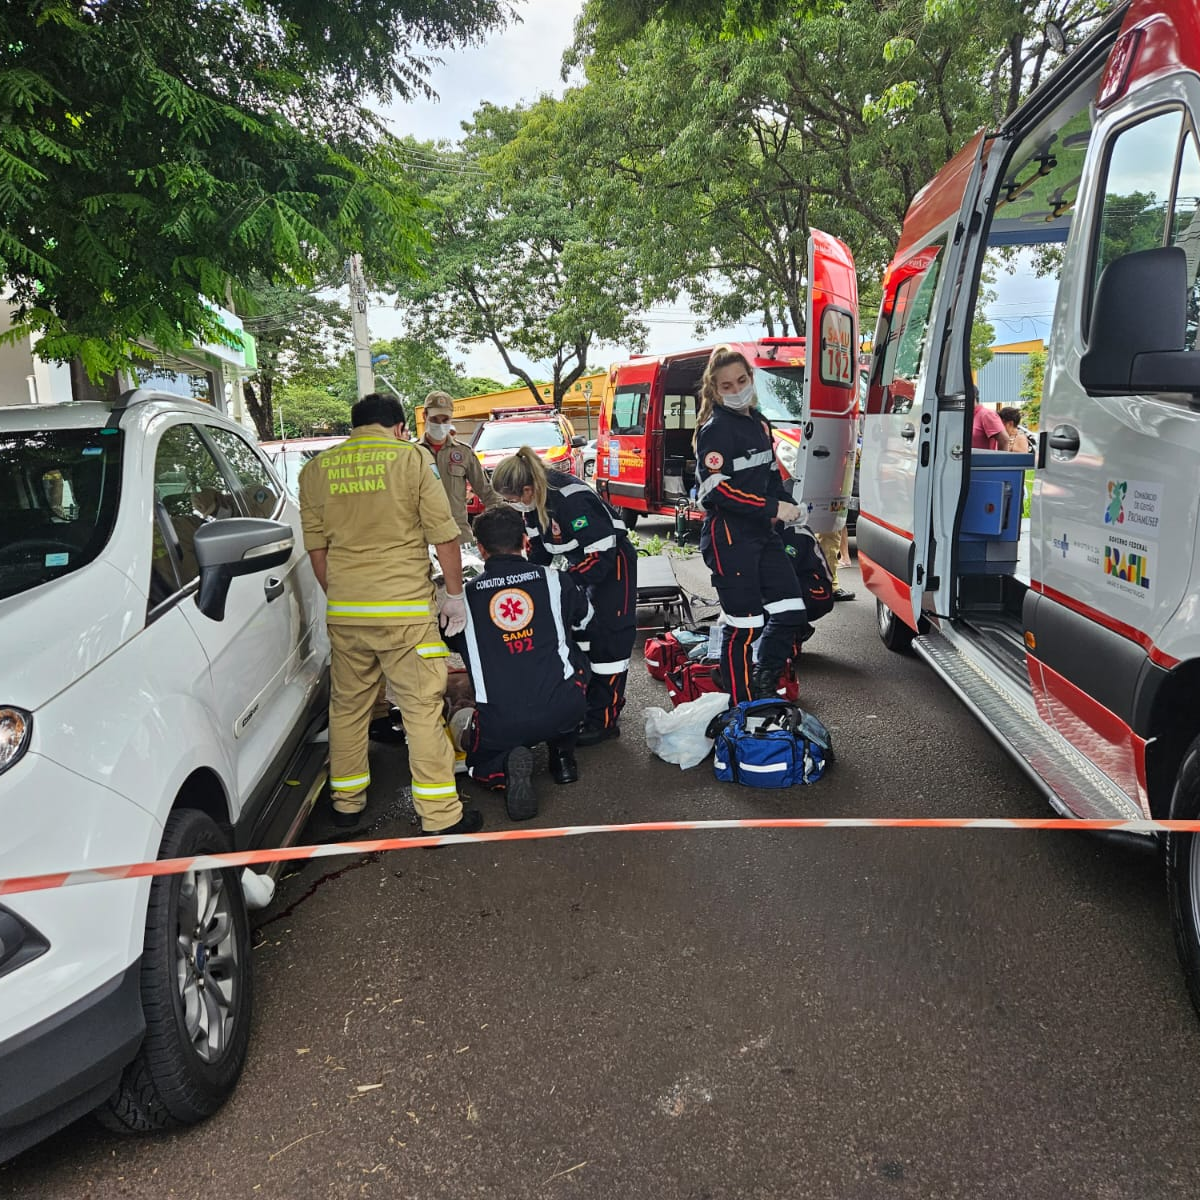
[706,699,833,788]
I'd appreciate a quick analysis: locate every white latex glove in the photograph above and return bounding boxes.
[439,590,467,638]
[776,501,803,525]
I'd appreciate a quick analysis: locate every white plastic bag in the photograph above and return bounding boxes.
[644,691,732,770]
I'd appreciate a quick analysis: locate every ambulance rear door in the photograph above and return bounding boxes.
[790,229,860,535]
[860,133,991,630]
[600,360,656,514]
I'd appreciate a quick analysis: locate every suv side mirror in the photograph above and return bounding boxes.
[571,434,587,448]
[1080,246,1200,398]
[193,518,294,622]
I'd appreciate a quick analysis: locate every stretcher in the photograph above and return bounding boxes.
[635,553,693,632]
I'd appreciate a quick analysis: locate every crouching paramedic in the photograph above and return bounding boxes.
[491,446,636,746]
[299,393,483,835]
[694,346,807,703]
[445,506,590,821]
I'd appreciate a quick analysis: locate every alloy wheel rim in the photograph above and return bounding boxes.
[175,868,239,1063]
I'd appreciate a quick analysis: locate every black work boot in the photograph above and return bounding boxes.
[423,807,484,837]
[576,722,620,747]
[503,746,538,821]
[751,664,781,700]
[548,744,579,785]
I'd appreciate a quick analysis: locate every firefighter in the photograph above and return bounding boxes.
[299,393,482,835]
[491,446,636,745]
[419,390,498,542]
[694,346,806,704]
[446,506,590,820]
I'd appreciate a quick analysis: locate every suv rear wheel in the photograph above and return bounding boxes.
[1166,734,1200,1018]
[98,809,252,1132]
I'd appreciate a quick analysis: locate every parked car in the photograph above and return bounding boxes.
[466,406,587,516]
[259,435,345,500]
[0,393,330,1161]
[581,438,598,480]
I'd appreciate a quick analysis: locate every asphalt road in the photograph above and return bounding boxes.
[6,519,1200,1199]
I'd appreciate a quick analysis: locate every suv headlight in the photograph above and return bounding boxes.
[0,708,32,776]
[775,438,798,478]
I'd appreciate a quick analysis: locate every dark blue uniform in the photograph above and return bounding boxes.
[523,471,637,734]
[452,554,590,787]
[695,405,807,703]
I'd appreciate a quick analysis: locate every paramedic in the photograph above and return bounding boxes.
[299,392,483,836]
[694,345,807,704]
[420,390,498,542]
[492,446,636,745]
[446,506,591,820]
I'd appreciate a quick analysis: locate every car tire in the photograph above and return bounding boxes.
[97,809,253,1133]
[876,598,919,654]
[1166,734,1200,1019]
[620,508,640,531]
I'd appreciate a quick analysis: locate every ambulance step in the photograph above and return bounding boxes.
[913,630,1145,825]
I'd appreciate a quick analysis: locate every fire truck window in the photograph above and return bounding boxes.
[1090,109,1183,327]
[1170,128,1200,352]
[611,387,648,434]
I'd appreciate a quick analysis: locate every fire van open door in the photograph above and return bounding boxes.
[789,229,859,535]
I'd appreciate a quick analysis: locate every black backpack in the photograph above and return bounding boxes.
[779,524,835,622]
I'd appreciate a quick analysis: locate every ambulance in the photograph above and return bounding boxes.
[857,0,1200,1011]
[594,230,860,534]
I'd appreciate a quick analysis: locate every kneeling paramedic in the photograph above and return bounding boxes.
[446,506,591,820]
[299,393,482,835]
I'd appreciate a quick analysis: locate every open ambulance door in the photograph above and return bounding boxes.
[789,229,860,536]
[600,360,656,516]
[859,133,992,632]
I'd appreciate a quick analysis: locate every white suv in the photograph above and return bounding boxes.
[0,393,330,1160]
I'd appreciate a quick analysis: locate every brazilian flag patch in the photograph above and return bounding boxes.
[571,515,589,531]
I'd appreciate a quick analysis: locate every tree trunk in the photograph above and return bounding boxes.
[242,377,275,441]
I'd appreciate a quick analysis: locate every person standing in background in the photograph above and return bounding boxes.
[999,407,1031,453]
[419,391,498,543]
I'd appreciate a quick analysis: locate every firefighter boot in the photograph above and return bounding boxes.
[548,744,579,786]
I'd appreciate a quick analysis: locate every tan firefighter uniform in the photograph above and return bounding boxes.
[299,426,464,830]
[421,434,497,542]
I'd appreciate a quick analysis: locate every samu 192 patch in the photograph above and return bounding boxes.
[704,451,724,470]
[571,515,589,531]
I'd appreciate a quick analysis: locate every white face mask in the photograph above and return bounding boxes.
[426,422,450,443]
[506,499,536,513]
[723,382,756,411]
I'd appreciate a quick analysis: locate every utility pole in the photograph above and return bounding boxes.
[348,254,375,400]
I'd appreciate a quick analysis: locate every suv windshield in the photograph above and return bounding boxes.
[0,428,123,601]
[754,367,806,425]
[473,420,564,452]
[266,447,325,498]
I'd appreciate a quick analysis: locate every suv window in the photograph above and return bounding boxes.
[153,424,239,584]
[0,429,123,601]
[205,426,283,518]
[1091,109,1200,347]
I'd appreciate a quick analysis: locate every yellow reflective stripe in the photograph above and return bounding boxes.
[411,781,458,798]
[327,601,431,618]
[331,772,370,791]
[416,642,449,658]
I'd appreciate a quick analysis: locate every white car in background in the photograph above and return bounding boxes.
[0,393,330,1161]
[581,438,598,480]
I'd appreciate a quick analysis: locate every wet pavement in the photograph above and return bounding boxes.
[5,521,1200,1198]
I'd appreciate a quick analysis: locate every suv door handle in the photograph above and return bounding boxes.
[1048,425,1080,457]
[264,576,285,602]
[900,423,917,441]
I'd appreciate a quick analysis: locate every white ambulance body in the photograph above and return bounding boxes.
[859,0,1200,1010]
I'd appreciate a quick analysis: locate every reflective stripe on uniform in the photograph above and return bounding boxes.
[582,534,616,554]
[462,595,487,704]
[411,781,459,799]
[416,641,450,658]
[696,473,728,501]
[764,596,807,614]
[723,612,764,629]
[544,538,579,554]
[331,772,370,792]
[559,483,591,497]
[327,600,431,619]
[546,569,574,682]
[589,657,631,674]
[732,449,775,472]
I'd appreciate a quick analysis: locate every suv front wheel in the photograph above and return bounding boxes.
[98,809,253,1132]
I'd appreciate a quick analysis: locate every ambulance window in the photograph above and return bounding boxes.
[1090,109,1183,330]
[1169,128,1200,351]
[663,395,697,430]
[876,241,945,415]
[611,386,649,435]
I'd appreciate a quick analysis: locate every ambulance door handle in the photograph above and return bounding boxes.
[264,576,285,602]
[1048,424,1080,458]
[900,423,916,441]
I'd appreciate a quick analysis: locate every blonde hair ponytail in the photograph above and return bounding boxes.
[694,346,756,451]
[492,446,551,531]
